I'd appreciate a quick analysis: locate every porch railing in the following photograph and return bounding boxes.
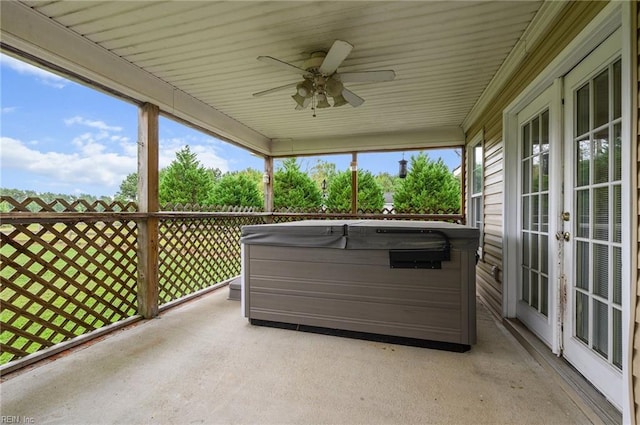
[0,196,463,370]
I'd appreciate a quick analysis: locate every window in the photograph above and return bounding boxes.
[468,131,483,256]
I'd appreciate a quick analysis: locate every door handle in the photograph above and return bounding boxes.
[555,231,570,242]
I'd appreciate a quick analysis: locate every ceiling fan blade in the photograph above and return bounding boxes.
[336,70,396,83]
[319,40,353,75]
[257,56,311,77]
[253,82,299,97]
[342,88,364,107]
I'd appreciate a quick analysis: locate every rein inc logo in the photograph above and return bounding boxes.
[1,417,34,424]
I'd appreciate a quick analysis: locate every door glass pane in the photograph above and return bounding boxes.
[541,276,549,316]
[593,243,608,298]
[613,308,622,369]
[576,292,589,343]
[532,117,540,155]
[531,194,539,231]
[613,123,621,181]
[576,189,589,238]
[593,128,609,184]
[541,194,549,232]
[541,110,549,152]
[593,187,608,241]
[613,184,621,243]
[577,138,590,186]
[531,271,539,310]
[531,233,538,270]
[532,156,540,192]
[613,59,621,119]
[576,241,589,290]
[593,69,609,129]
[576,84,590,136]
[522,269,530,303]
[613,247,621,305]
[593,300,608,357]
[523,159,531,194]
[540,235,548,274]
[522,196,530,231]
[523,122,531,157]
[522,232,529,267]
[541,153,549,191]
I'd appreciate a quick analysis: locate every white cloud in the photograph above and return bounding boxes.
[159,138,229,172]
[1,136,136,189]
[65,116,123,132]
[0,54,67,88]
[1,134,232,195]
[1,107,17,114]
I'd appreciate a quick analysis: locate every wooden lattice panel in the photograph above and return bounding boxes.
[162,203,261,212]
[158,216,263,304]
[0,221,138,364]
[0,196,137,213]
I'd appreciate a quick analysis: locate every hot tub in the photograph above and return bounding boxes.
[240,220,479,349]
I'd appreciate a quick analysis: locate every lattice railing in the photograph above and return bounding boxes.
[162,203,262,212]
[0,220,138,364]
[157,215,264,305]
[0,195,464,367]
[1,196,137,213]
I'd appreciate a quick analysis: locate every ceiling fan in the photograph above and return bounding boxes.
[252,40,395,114]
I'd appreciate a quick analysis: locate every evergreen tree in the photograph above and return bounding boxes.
[159,145,214,205]
[115,172,138,201]
[273,158,322,210]
[209,172,262,207]
[393,152,460,213]
[325,169,384,212]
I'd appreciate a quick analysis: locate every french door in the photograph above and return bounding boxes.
[516,86,559,348]
[561,30,622,408]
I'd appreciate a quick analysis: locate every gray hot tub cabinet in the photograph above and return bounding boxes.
[240,220,479,346]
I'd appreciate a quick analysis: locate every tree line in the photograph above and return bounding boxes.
[0,188,113,212]
[116,146,461,213]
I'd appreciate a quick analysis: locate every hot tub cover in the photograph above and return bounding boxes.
[241,220,479,251]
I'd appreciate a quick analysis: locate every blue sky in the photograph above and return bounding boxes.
[0,53,461,198]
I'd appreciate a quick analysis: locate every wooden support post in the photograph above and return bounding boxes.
[137,103,159,319]
[351,152,358,214]
[264,156,274,223]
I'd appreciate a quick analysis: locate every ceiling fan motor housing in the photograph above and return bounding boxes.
[303,51,328,73]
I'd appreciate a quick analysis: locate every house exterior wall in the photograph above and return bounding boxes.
[465,1,607,316]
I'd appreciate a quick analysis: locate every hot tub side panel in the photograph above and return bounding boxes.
[243,244,476,345]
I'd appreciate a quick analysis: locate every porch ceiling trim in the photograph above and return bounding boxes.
[462,0,567,132]
[270,127,465,157]
[0,1,272,155]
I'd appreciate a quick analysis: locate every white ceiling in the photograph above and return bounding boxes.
[2,1,546,156]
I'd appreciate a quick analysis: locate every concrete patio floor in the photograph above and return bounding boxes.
[1,287,599,424]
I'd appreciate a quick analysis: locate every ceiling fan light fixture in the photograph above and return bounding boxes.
[325,78,343,97]
[296,80,315,98]
[292,93,307,108]
[332,94,348,107]
[317,93,331,109]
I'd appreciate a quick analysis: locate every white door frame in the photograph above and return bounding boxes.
[502,2,632,420]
